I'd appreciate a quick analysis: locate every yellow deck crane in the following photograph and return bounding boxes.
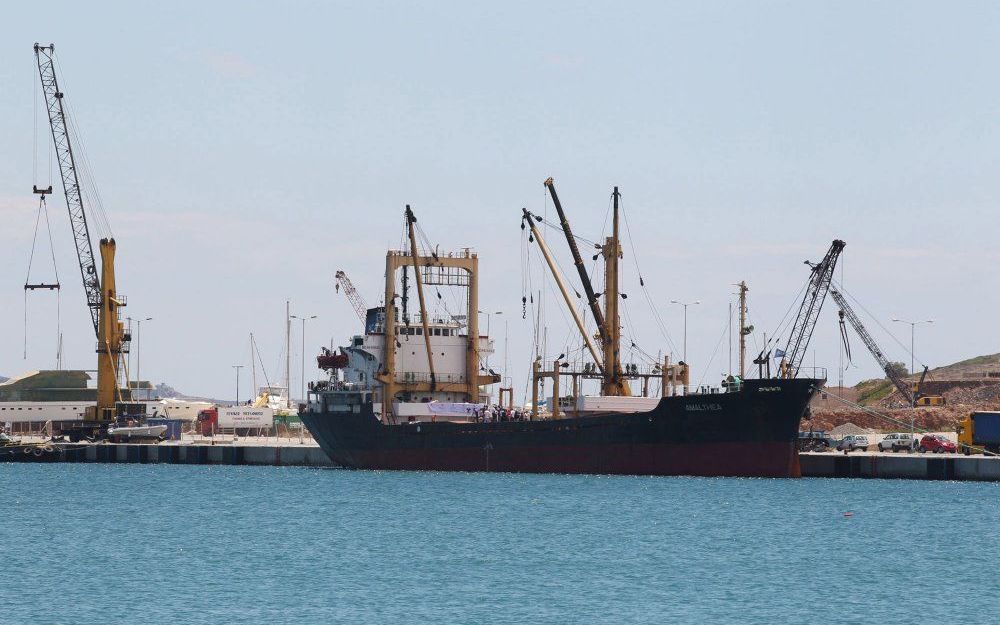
[34,44,130,438]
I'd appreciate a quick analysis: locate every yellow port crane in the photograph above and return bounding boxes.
[34,43,129,429]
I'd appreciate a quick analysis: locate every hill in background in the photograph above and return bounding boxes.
[809,352,1000,432]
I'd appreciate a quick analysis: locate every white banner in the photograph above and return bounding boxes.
[218,407,274,428]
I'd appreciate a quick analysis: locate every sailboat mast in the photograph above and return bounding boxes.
[285,300,291,408]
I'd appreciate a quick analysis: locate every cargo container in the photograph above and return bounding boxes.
[957,411,1000,454]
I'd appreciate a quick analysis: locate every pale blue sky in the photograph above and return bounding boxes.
[1,2,998,399]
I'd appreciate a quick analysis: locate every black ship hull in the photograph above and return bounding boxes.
[301,378,821,478]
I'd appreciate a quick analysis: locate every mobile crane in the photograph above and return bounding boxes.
[35,44,130,438]
[831,288,941,407]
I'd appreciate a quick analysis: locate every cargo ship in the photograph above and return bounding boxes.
[302,183,837,477]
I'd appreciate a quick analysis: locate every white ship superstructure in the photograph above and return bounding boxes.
[329,307,495,420]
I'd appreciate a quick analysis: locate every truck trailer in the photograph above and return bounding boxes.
[957,411,1000,455]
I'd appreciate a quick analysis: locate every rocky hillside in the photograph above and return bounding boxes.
[808,353,1000,432]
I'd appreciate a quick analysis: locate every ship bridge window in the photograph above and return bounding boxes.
[416,328,423,336]
[433,328,441,336]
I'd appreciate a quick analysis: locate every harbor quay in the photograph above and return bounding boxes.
[4,435,335,468]
[799,450,1000,481]
[6,439,1000,480]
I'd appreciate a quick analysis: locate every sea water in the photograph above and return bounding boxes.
[1,464,997,624]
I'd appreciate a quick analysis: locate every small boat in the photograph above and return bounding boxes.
[106,424,168,441]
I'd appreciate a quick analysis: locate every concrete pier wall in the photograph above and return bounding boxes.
[10,444,1000,480]
[800,452,1000,481]
[52,443,336,467]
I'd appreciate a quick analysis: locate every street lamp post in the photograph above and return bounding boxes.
[670,300,700,362]
[291,314,317,403]
[892,317,933,434]
[891,318,934,376]
[232,365,245,405]
[477,310,502,371]
[136,317,153,399]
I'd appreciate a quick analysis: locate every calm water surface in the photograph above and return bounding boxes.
[1,465,998,624]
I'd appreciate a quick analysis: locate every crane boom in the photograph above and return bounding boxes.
[335,270,367,322]
[831,288,915,405]
[543,178,607,340]
[34,43,101,337]
[781,239,845,377]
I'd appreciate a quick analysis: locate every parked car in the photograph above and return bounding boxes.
[798,430,834,451]
[918,434,957,454]
[837,435,870,452]
[878,432,920,452]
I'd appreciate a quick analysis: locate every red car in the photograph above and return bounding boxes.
[918,434,957,453]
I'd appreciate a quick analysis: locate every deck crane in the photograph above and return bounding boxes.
[830,288,928,407]
[335,270,367,322]
[779,240,845,378]
[541,178,629,396]
[35,43,129,427]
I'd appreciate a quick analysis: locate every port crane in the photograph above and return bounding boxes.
[34,43,129,428]
[335,270,367,322]
[830,289,936,407]
[779,240,845,378]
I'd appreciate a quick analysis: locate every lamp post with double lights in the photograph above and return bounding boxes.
[891,318,933,376]
[669,300,700,363]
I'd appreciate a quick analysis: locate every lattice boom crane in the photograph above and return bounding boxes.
[780,240,845,378]
[830,288,915,406]
[335,270,367,322]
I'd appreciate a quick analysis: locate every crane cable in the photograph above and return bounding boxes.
[52,50,113,238]
[831,277,927,371]
[618,192,680,355]
[24,184,62,362]
[820,391,998,457]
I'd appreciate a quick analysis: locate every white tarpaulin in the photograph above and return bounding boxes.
[218,407,274,428]
[425,402,486,416]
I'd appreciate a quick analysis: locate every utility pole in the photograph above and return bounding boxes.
[232,365,244,405]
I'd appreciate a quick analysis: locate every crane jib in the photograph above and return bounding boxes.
[781,239,846,378]
[34,44,101,339]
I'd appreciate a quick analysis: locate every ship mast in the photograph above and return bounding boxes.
[600,187,629,396]
[737,281,749,379]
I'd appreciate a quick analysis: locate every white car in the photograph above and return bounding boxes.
[878,432,919,452]
[837,435,870,452]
